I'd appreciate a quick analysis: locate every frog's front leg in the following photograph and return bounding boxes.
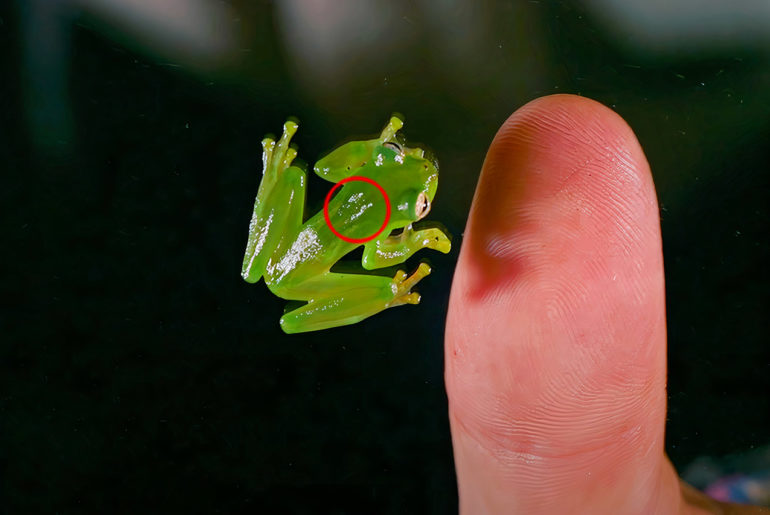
[361,224,451,270]
[242,121,306,283]
[278,264,431,334]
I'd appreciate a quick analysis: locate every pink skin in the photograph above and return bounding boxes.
[445,95,768,514]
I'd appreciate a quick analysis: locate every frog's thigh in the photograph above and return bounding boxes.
[243,165,307,282]
[279,272,395,333]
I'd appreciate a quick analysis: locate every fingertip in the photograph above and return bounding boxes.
[458,94,660,304]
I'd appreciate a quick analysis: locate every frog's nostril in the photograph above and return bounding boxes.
[421,149,439,172]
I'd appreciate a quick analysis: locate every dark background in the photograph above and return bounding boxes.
[2,1,768,513]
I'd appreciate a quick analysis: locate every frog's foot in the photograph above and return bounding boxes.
[387,262,431,308]
[411,226,452,254]
[380,115,404,143]
[263,120,298,177]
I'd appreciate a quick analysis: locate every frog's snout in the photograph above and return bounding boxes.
[417,148,438,172]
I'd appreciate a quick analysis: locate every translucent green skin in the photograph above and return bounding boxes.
[241,116,451,334]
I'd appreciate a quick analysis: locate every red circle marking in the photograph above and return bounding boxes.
[323,176,391,244]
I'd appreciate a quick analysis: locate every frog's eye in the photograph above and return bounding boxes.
[415,192,431,220]
[384,141,403,154]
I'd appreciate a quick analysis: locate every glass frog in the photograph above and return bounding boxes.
[241,116,451,334]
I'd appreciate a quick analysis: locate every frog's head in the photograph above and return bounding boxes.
[375,140,439,223]
[314,116,439,223]
[368,117,440,224]
[312,117,406,182]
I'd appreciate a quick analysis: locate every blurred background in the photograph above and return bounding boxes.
[2,0,769,512]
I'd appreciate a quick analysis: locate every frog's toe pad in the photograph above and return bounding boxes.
[427,234,451,254]
[403,292,421,305]
[389,291,421,308]
[388,263,430,308]
[401,263,431,290]
[393,270,408,283]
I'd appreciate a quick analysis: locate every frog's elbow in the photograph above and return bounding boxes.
[241,259,263,283]
[361,254,376,271]
[241,270,262,284]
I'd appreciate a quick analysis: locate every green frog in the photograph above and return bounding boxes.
[242,116,451,333]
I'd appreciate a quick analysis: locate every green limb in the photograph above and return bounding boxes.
[361,224,451,270]
[242,166,305,283]
[279,263,431,334]
[257,121,298,199]
[379,115,403,142]
[242,121,304,283]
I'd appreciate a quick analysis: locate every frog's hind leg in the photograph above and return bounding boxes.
[242,121,306,283]
[278,263,431,334]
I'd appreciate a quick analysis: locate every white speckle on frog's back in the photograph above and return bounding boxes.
[270,227,323,282]
[349,191,363,204]
[350,202,374,222]
[337,191,374,223]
